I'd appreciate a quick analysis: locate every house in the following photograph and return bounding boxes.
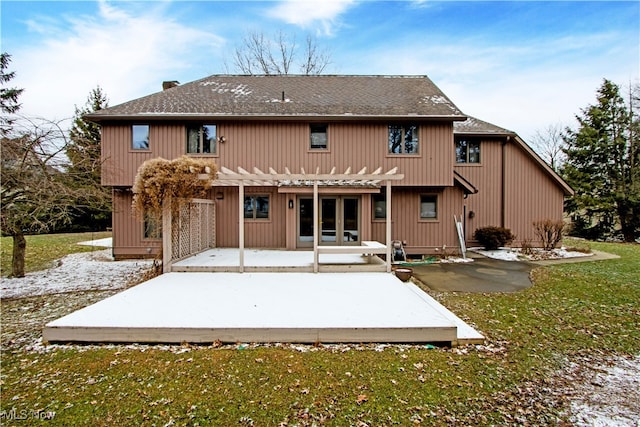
[86,75,573,261]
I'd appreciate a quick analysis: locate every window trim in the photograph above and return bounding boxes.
[244,194,270,221]
[131,124,150,151]
[309,123,329,151]
[455,138,481,164]
[419,194,439,221]
[186,124,218,155]
[372,193,387,221]
[388,124,420,155]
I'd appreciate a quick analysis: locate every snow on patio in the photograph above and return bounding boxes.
[44,272,484,345]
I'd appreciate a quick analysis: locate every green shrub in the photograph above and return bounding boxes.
[473,226,515,250]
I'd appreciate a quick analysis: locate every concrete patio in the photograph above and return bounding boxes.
[43,271,484,346]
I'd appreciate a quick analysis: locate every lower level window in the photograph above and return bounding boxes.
[244,195,270,220]
[420,195,438,220]
[144,213,162,239]
[372,193,386,220]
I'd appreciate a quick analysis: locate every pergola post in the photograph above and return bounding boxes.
[313,180,319,273]
[238,181,245,273]
[385,180,392,272]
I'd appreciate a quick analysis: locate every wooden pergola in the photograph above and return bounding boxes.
[202,166,404,272]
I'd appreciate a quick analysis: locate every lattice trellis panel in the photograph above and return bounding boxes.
[171,199,216,262]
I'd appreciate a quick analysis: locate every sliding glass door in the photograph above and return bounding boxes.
[297,196,360,247]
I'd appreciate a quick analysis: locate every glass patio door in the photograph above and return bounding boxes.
[297,196,360,247]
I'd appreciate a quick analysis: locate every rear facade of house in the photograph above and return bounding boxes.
[88,75,572,260]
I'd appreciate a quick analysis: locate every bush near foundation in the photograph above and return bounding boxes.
[473,226,515,250]
[533,219,565,250]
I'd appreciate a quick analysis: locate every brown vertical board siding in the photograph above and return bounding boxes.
[455,139,504,239]
[102,120,476,255]
[102,121,454,187]
[213,187,286,248]
[370,187,465,254]
[112,190,161,259]
[503,143,565,244]
[456,139,566,246]
[102,124,187,186]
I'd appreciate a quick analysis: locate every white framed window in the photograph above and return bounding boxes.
[187,124,217,154]
[389,124,419,154]
[132,125,150,150]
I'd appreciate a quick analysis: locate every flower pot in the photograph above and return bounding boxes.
[395,268,413,282]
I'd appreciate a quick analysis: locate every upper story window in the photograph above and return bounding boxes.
[388,125,419,154]
[244,195,270,220]
[187,124,217,154]
[132,125,150,150]
[455,138,481,163]
[310,124,328,150]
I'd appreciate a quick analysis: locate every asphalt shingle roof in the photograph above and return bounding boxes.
[86,75,466,122]
[453,116,514,135]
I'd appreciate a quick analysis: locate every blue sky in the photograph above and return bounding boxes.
[2,0,638,141]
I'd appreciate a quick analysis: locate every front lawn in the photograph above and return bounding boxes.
[1,232,111,277]
[1,241,638,425]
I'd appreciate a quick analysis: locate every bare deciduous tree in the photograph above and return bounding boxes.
[229,30,330,75]
[531,122,566,172]
[1,117,79,277]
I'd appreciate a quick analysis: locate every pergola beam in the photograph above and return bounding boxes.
[202,166,404,273]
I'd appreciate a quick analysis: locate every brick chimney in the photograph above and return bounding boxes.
[162,81,180,90]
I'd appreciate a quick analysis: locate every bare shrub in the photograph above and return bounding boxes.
[520,238,535,256]
[533,219,565,250]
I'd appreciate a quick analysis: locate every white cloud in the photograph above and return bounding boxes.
[11,1,225,122]
[267,0,356,36]
[337,29,638,142]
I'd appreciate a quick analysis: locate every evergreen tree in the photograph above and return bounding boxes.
[562,79,640,241]
[65,86,111,231]
[0,53,24,135]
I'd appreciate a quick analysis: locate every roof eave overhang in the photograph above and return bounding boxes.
[453,131,513,137]
[453,171,478,195]
[85,113,468,124]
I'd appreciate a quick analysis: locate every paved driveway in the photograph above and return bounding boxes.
[412,257,534,293]
[411,250,618,293]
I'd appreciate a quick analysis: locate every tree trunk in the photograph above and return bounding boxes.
[617,200,638,242]
[11,233,27,278]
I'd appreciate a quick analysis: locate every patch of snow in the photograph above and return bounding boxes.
[470,247,593,262]
[471,248,521,261]
[439,257,474,264]
[1,249,153,299]
[77,237,112,247]
[568,355,640,427]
